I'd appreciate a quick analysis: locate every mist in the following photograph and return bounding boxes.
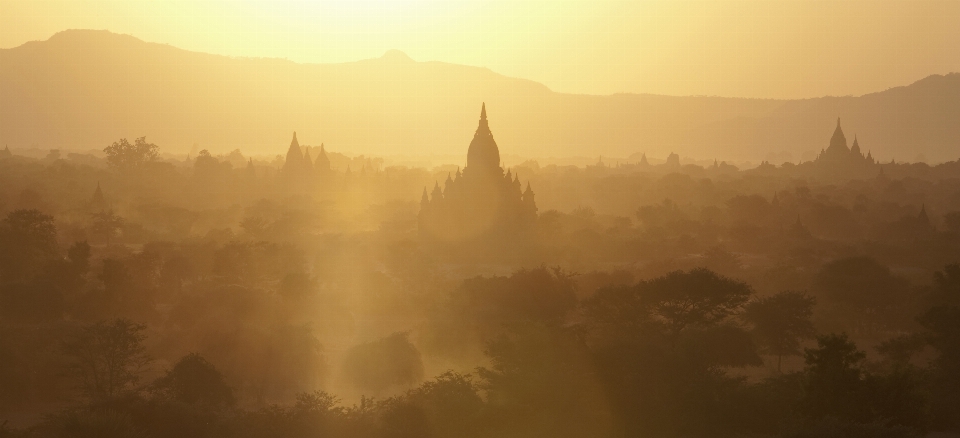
[2,102,960,438]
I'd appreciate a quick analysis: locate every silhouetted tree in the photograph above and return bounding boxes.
[814,257,914,335]
[918,264,960,429]
[343,332,423,394]
[90,210,125,243]
[62,319,152,400]
[644,268,753,337]
[801,333,866,421]
[104,137,159,172]
[743,291,817,372]
[153,353,234,408]
[0,209,58,282]
[580,269,759,437]
[479,322,610,438]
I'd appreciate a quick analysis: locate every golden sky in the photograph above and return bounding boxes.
[2,0,959,99]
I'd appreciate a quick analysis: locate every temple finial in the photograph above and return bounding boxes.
[480,103,487,121]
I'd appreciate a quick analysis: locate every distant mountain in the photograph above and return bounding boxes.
[2,30,959,163]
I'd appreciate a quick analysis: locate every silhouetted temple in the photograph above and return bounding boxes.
[282,132,331,180]
[815,118,875,167]
[89,182,108,211]
[418,104,537,243]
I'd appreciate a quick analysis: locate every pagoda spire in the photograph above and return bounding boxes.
[90,181,107,210]
[431,181,443,203]
[303,148,314,175]
[466,102,500,171]
[476,102,490,134]
[282,131,304,175]
[828,118,848,152]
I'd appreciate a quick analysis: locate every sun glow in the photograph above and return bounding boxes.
[2,0,960,98]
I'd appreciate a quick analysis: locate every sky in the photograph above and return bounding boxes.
[2,0,960,99]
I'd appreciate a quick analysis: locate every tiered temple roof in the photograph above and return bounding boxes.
[419,104,537,243]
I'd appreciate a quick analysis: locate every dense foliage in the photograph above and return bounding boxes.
[2,143,960,437]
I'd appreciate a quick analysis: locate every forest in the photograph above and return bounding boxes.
[1,134,960,438]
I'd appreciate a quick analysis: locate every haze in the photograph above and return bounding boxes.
[3,2,960,438]
[3,0,960,99]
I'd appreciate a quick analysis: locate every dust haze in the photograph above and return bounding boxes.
[2,26,960,438]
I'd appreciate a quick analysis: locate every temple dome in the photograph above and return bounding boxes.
[466,103,501,172]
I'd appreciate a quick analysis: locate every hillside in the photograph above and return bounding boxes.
[1,30,959,162]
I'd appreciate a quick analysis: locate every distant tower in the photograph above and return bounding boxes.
[303,147,315,177]
[245,158,256,180]
[465,103,501,174]
[815,118,876,173]
[89,182,108,211]
[315,144,331,175]
[419,103,536,245]
[918,204,930,226]
[850,135,863,158]
[522,182,537,218]
[790,215,812,239]
[0,145,11,158]
[665,152,681,168]
[829,118,848,152]
[282,132,304,176]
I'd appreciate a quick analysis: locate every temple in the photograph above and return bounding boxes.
[815,118,875,167]
[418,104,537,243]
[281,132,331,180]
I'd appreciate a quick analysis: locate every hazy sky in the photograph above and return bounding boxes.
[2,0,959,99]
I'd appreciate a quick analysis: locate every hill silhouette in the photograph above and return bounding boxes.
[2,29,959,162]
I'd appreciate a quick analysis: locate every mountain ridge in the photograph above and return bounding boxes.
[2,30,959,163]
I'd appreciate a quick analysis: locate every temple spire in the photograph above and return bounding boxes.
[827,117,848,153]
[476,102,490,134]
[282,131,304,175]
[466,102,500,170]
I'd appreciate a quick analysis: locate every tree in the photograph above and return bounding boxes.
[581,274,760,437]
[103,137,159,172]
[0,209,58,282]
[62,319,152,400]
[153,353,234,407]
[930,263,960,307]
[918,264,960,429]
[814,256,914,334]
[380,371,485,438]
[801,333,866,421]
[426,267,578,358]
[90,210,124,243]
[478,323,610,438]
[643,268,753,337]
[743,291,817,372]
[343,332,424,394]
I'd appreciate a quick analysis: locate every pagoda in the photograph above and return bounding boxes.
[418,104,537,243]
